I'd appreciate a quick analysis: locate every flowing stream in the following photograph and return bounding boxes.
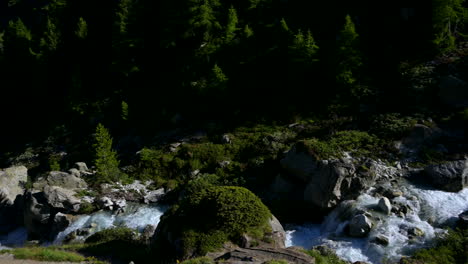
[1,180,467,264]
[285,182,468,264]
[53,203,167,244]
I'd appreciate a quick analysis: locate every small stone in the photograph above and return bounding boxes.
[373,235,390,246]
[348,214,373,237]
[408,227,425,237]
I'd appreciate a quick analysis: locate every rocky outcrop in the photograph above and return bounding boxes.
[34,171,87,190]
[23,191,52,239]
[268,216,286,248]
[280,146,380,209]
[424,159,468,192]
[215,247,315,264]
[457,211,468,229]
[43,185,81,213]
[0,166,28,234]
[0,166,28,205]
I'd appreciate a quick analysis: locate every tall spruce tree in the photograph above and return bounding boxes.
[93,124,122,183]
[432,0,467,52]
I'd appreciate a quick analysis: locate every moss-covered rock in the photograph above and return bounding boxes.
[152,186,272,261]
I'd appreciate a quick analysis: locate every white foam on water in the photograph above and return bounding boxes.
[54,204,167,244]
[285,183,468,264]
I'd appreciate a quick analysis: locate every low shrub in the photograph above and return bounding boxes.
[303,249,347,264]
[154,186,272,260]
[85,227,137,244]
[180,257,215,264]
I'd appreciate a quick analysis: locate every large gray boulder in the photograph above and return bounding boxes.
[0,166,28,205]
[281,146,379,209]
[23,191,52,239]
[377,197,392,215]
[0,166,28,234]
[267,216,286,248]
[43,185,81,213]
[425,159,468,192]
[46,171,88,190]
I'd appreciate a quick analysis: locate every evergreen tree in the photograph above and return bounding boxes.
[290,29,319,63]
[225,6,239,43]
[116,0,133,34]
[432,0,467,52]
[40,18,60,52]
[93,124,122,183]
[75,17,88,39]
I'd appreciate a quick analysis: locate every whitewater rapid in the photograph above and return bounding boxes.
[285,183,468,264]
[54,203,166,244]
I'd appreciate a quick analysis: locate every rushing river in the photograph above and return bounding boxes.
[54,203,167,244]
[285,183,468,264]
[1,181,467,264]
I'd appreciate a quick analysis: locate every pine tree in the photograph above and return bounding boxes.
[116,0,133,34]
[290,29,319,63]
[75,17,88,39]
[40,18,60,52]
[93,124,122,183]
[432,0,467,52]
[336,15,362,87]
[225,6,239,43]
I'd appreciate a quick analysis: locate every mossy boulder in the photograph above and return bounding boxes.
[152,186,272,261]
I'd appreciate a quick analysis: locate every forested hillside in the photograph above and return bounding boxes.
[1,0,467,154]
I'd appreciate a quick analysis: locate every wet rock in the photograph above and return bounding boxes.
[51,213,72,239]
[408,227,425,237]
[377,197,392,215]
[348,214,373,237]
[98,197,114,211]
[372,235,390,246]
[425,159,468,192]
[144,188,165,204]
[457,211,468,229]
[141,225,156,243]
[268,215,286,248]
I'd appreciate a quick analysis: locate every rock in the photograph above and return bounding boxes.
[425,159,468,192]
[23,191,52,239]
[269,174,295,194]
[221,134,231,144]
[408,227,425,237]
[68,168,81,177]
[215,247,314,264]
[372,235,390,246]
[50,213,71,239]
[239,233,253,248]
[144,188,165,204]
[401,124,442,150]
[282,145,379,209]
[0,166,28,205]
[0,166,28,234]
[44,185,81,213]
[280,146,319,182]
[438,75,468,108]
[141,225,156,243]
[97,197,114,211]
[268,215,286,248]
[377,197,392,215]
[74,162,89,173]
[348,214,373,237]
[114,198,127,214]
[457,211,468,229]
[44,171,88,190]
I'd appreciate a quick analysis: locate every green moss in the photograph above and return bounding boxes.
[155,186,271,259]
